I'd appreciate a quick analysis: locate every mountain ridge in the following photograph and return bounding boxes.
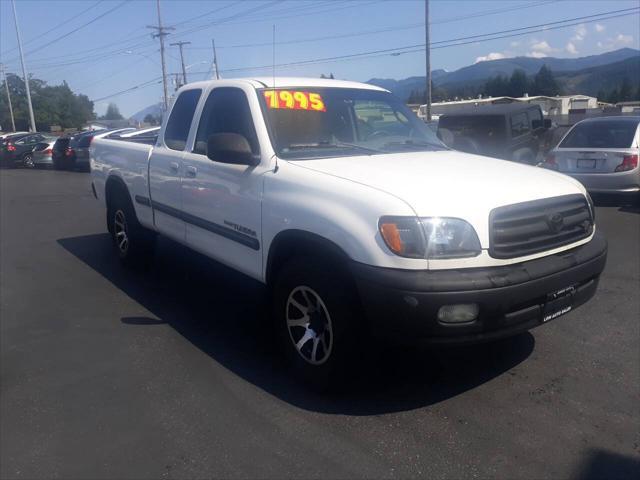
[367,48,639,101]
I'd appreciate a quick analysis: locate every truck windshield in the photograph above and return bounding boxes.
[258,87,446,159]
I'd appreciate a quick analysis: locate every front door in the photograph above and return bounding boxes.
[148,88,202,243]
[181,86,267,280]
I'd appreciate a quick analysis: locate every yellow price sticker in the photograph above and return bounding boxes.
[264,90,326,112]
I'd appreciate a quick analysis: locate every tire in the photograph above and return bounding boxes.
[108,191,156,267]
[273,256,362,390]
[22,153,34,168]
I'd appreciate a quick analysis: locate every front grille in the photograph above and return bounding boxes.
[489,194,593,259]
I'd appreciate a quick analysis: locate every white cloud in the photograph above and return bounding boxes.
[530,40,554,53]
[595,23,605,33]
[510,41,520,48]
[566,42,578,55]
[572,24,587,42]
[527,51,548,58]
[475,52,506,63]
[615,33,633,45]
[598,33,634,49]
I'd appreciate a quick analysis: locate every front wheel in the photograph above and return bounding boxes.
[273,257,362,389]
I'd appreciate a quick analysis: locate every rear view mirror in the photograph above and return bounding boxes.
[206,133,257,166]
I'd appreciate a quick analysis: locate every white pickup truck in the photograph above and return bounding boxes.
[91,77,607,386]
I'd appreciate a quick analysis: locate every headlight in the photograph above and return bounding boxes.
[379,216,426,258]
[586,192,596,222]
[379,216,481,259]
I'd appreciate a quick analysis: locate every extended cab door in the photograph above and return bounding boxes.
[148,88,202,243]
[180,85,268,280]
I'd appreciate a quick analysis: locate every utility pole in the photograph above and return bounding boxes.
[170,41,191,85]
[211,39,220,79]
[11,0,36,132]
[425,0,432,122]
[147,0,174,111]
[0,64,16,132]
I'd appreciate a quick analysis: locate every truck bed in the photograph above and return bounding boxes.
[90,137,155,229]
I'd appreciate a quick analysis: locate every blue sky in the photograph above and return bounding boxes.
[1,0,638,117]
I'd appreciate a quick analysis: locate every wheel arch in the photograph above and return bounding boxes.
[104,174,133,233]
[265,229,352,286]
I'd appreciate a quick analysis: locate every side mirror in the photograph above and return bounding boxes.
[206,133,257,166]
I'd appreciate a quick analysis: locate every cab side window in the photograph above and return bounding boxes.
[510,112,530,137]
[164,89,202,151]
[193,87,259,156]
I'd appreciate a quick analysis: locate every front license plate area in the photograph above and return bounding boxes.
[542,286,576,322]
[577,159,597,169]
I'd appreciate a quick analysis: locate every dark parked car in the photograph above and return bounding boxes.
[52,128,134,171]
[437,104,552,164]
[1,132,56,168]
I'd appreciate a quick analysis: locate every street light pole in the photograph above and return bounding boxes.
[425,0,432,122]
[11,0,36,132]
[0,64,16,132]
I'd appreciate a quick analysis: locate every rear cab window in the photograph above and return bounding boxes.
[164,89,202,151]
[560,120,639,149]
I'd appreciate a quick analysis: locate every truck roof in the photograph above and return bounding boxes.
[182,77,388,92]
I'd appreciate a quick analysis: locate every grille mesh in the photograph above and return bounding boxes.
[489,194,593,259]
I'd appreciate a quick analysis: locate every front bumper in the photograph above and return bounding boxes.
[351,231,607,345]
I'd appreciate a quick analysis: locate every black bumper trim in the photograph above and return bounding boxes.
[351,231,607,344]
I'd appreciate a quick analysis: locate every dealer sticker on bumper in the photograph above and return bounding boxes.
[543,286,576,323]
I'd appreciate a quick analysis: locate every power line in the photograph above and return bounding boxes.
[3,1,129,66]
[202,8,640,75]
[0,0,105,58]
[184,0,556,50]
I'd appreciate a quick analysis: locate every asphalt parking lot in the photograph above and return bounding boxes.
[1,168,638,479]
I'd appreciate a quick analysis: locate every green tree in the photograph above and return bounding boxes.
[143,114,156,125]
[607,88,619,104]
[0,73,94,131]
[101,103,123,120]
[596,89,607,102]
[532,65,560,96]
[484,75,509,97]
[508,69,530,97]
[618,77,633,102]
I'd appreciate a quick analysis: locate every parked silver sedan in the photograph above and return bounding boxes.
[542,116,639,195]
[31,138,57,168]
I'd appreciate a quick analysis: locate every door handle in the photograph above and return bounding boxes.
[169,161,179,173]
[185,165,197,177]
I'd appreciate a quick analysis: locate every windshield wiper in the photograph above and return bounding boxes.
[286,141,380,154]
[380,140,446,150]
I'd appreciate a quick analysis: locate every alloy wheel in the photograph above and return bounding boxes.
[113,210,129,255]
[286,286,334,365]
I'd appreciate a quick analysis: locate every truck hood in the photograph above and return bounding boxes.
[287,150,586,246]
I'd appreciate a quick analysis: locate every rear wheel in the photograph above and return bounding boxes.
[22,153,34,168]
[273,256,362,389]
[108,191,156,267]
